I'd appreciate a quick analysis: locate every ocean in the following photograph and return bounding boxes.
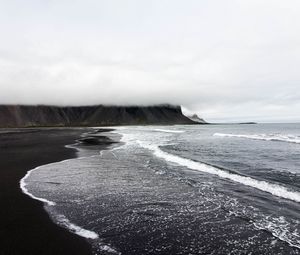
[22,124,300,254]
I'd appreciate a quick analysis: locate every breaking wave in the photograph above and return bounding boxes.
[213,133,300,144]
[153,129,185,133]
[138,141,300,203]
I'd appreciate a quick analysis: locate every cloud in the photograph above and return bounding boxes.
[0,0,300,122]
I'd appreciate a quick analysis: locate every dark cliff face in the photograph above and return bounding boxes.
[186,114,207,124]
[0,105,197,127]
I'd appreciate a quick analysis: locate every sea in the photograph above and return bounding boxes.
[21,124,300,254]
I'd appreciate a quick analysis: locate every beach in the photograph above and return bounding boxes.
[23,124,300,254]
[1,125,300,254]
[0,128,93,255]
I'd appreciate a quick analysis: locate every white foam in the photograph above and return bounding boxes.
[56,214,99,239]
[20,156,92,207]
[153,129,185,133]
[99,245,121,254]
[138,141,300,203]
[20,166,56,206]
[214,133,300,144]
[253,221,300,249]
[19,142,100,241]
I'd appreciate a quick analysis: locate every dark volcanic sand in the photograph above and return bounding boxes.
[0,128,93,255]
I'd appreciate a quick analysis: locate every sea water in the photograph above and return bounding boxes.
[22,124,300,254]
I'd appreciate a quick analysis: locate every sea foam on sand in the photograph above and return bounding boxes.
[20,159,99,240]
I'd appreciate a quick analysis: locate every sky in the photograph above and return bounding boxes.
[0,0,300,122]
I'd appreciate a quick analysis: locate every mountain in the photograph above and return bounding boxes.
[186,114,207,124]
[0,104,198,128]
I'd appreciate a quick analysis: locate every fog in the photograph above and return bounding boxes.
[1,0,300,122]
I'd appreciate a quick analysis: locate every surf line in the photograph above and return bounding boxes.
[214,133,300,144]
[138,141,300,203]
[19,142,100,240]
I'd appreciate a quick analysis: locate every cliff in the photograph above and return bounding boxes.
[0,105,198,128]
[186,114,207,124]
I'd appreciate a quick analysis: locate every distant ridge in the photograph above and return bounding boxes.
[0,104,198,128]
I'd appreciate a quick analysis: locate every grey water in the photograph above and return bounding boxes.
[24,124,300,254]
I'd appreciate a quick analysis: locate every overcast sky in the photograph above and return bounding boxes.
[0,0,300,122]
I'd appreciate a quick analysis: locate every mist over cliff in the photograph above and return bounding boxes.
[0,105,197,128]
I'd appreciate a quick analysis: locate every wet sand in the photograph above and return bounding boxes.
[0,128,93,255]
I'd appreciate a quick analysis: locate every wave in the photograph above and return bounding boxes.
[20,165,56,206]
[20,156,99,240]
[137,141,300,203]
[214,133,300,144]
[253,219,300,250]
[55,214,99,239]
[153,129,185,133]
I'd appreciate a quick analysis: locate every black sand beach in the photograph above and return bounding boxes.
[0,128,93,255]
[2,126,300,254]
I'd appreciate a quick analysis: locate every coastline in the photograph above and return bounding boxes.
[0,128,94,255]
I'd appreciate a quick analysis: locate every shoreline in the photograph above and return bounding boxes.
[0,128,94,255]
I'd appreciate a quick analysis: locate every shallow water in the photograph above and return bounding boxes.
[23,124,300,254]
